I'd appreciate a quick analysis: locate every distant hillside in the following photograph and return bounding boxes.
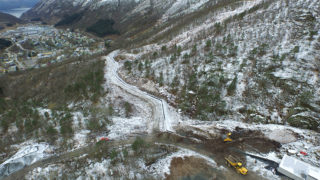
[21,0,210,38]
[0,12,24,27]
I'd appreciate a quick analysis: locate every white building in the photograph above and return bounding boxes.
[278,155,320,180]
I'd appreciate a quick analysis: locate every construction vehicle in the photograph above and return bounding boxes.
[223,132,233,142]
[223,129,247,142]
[225,155,248,175]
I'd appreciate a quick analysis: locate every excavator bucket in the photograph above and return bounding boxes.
[224,132,232,142]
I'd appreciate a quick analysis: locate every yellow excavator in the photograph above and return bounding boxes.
[223,132,233,142]
[225,155,248,175]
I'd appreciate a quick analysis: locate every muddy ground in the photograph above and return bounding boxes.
[166,156,218,180]
[157,126,282,180]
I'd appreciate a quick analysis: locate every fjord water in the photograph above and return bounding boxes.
[0,8,31,18]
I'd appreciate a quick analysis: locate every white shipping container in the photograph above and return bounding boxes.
[278,155,320,180]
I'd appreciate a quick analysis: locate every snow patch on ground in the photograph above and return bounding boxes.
[246,155,280,180]
[72,111,86,129]
[26,164,64,180]
[37,107,52,117]
[73,130,90,148]
[162,0,209,20]
[0,142,52,177]
[107,116,148,140]
[266,152,282,163]
[82,159,112,179]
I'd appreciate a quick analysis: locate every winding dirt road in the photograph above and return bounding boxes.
[105,50,174,132]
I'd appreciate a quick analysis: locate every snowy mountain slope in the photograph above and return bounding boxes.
[120,0,320,131]
[19,0,320,134]
[1,1,320,179]
[25,0,210,17]
[21,0,214,37]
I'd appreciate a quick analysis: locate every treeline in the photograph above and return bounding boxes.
[0,38,12,50]
[86,19,119,37]
[64,61,105,102]
[54,12,119,38]
[55,13,83,27]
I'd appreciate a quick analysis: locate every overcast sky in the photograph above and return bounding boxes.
[0,0,39,10]
[0,0,38,2]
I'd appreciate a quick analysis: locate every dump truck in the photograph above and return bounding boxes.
[225,155,248,175]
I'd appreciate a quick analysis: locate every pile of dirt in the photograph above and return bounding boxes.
[166,156,218,180]
[157,132,186,143]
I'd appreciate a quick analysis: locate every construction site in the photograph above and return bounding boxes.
[162,124,320,180]
[1,49,320,180]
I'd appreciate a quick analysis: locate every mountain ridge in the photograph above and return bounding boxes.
[21,0,211,37]
[0,12,24,29]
